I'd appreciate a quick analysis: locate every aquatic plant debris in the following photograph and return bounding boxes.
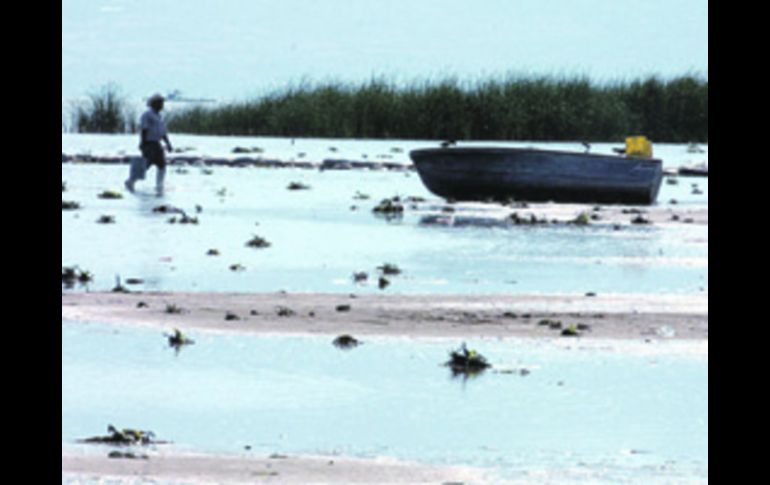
[165,328,194,348]
[80,425,162,446]
[165,303,184,314]
[287,181,311,190]
[571,212,591,225]
[333,334,360,349]
[276,306,295,317]
[377,263,402,275]
[167,214,199,224]
[98,190,123,199]
[246,235,271,249]
[445,343,491,376]
[108,451,149,460]
[372,197,404,215]
[62,266,92,287]
[509,212,548,225]
[352,271,368,283]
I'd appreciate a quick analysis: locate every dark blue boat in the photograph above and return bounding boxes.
[409,147,663,205]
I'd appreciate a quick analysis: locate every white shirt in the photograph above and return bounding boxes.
[140,109,167,141]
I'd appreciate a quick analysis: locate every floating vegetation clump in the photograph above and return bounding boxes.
[108,451,149,460]
[62,266,92,287]
[167,214,199,224]
[570,212,591,226]
[538,319,563,329]
[62,200,81,210]
[378,276,390,290]
[445,343,491,377]
[333,334,360,349]
[372,197,404,216]
[152,204,179,214]
[275,306,295,317]
[154,205,199,224]
[509,212,548,225]
[287,181,311,190]
[98,190,123,199]
[377,263,402,275]
[165,303,184,314]
[165,328,194,348]
[246,235,271,249]
[352,271,368,283]
[80,425,162,446]
[232,146,264,154]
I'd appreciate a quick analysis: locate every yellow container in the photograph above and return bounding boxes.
[625,136,653,158]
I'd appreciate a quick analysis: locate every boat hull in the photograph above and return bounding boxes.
[410,147,663,205]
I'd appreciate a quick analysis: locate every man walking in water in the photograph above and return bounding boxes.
[125,93,173,195]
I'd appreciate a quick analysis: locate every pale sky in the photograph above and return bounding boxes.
[62,0,708,101]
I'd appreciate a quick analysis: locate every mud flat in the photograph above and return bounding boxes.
[62,449,489,484]
[62,291,707,341]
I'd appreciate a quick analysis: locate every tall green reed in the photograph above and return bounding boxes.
[165,74,707,142]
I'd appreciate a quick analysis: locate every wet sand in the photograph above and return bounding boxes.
[62,291,708,340]
[62,449,489,484]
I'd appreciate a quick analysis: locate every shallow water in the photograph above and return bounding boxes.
[62,137,707,295]
[62,133,708,169]
[62,320,707,483]
[62,136,708,483]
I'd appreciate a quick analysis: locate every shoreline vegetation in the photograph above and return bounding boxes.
[67,74,707,143]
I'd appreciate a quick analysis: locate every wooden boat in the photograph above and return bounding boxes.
[409,146,664,205]
[677,163,708,177]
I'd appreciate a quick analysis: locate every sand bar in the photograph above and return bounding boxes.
[62,291,707,340]
[62,449,490,484]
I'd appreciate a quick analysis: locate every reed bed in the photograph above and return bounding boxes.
[69,83,138,134]
[167,74,707,142]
